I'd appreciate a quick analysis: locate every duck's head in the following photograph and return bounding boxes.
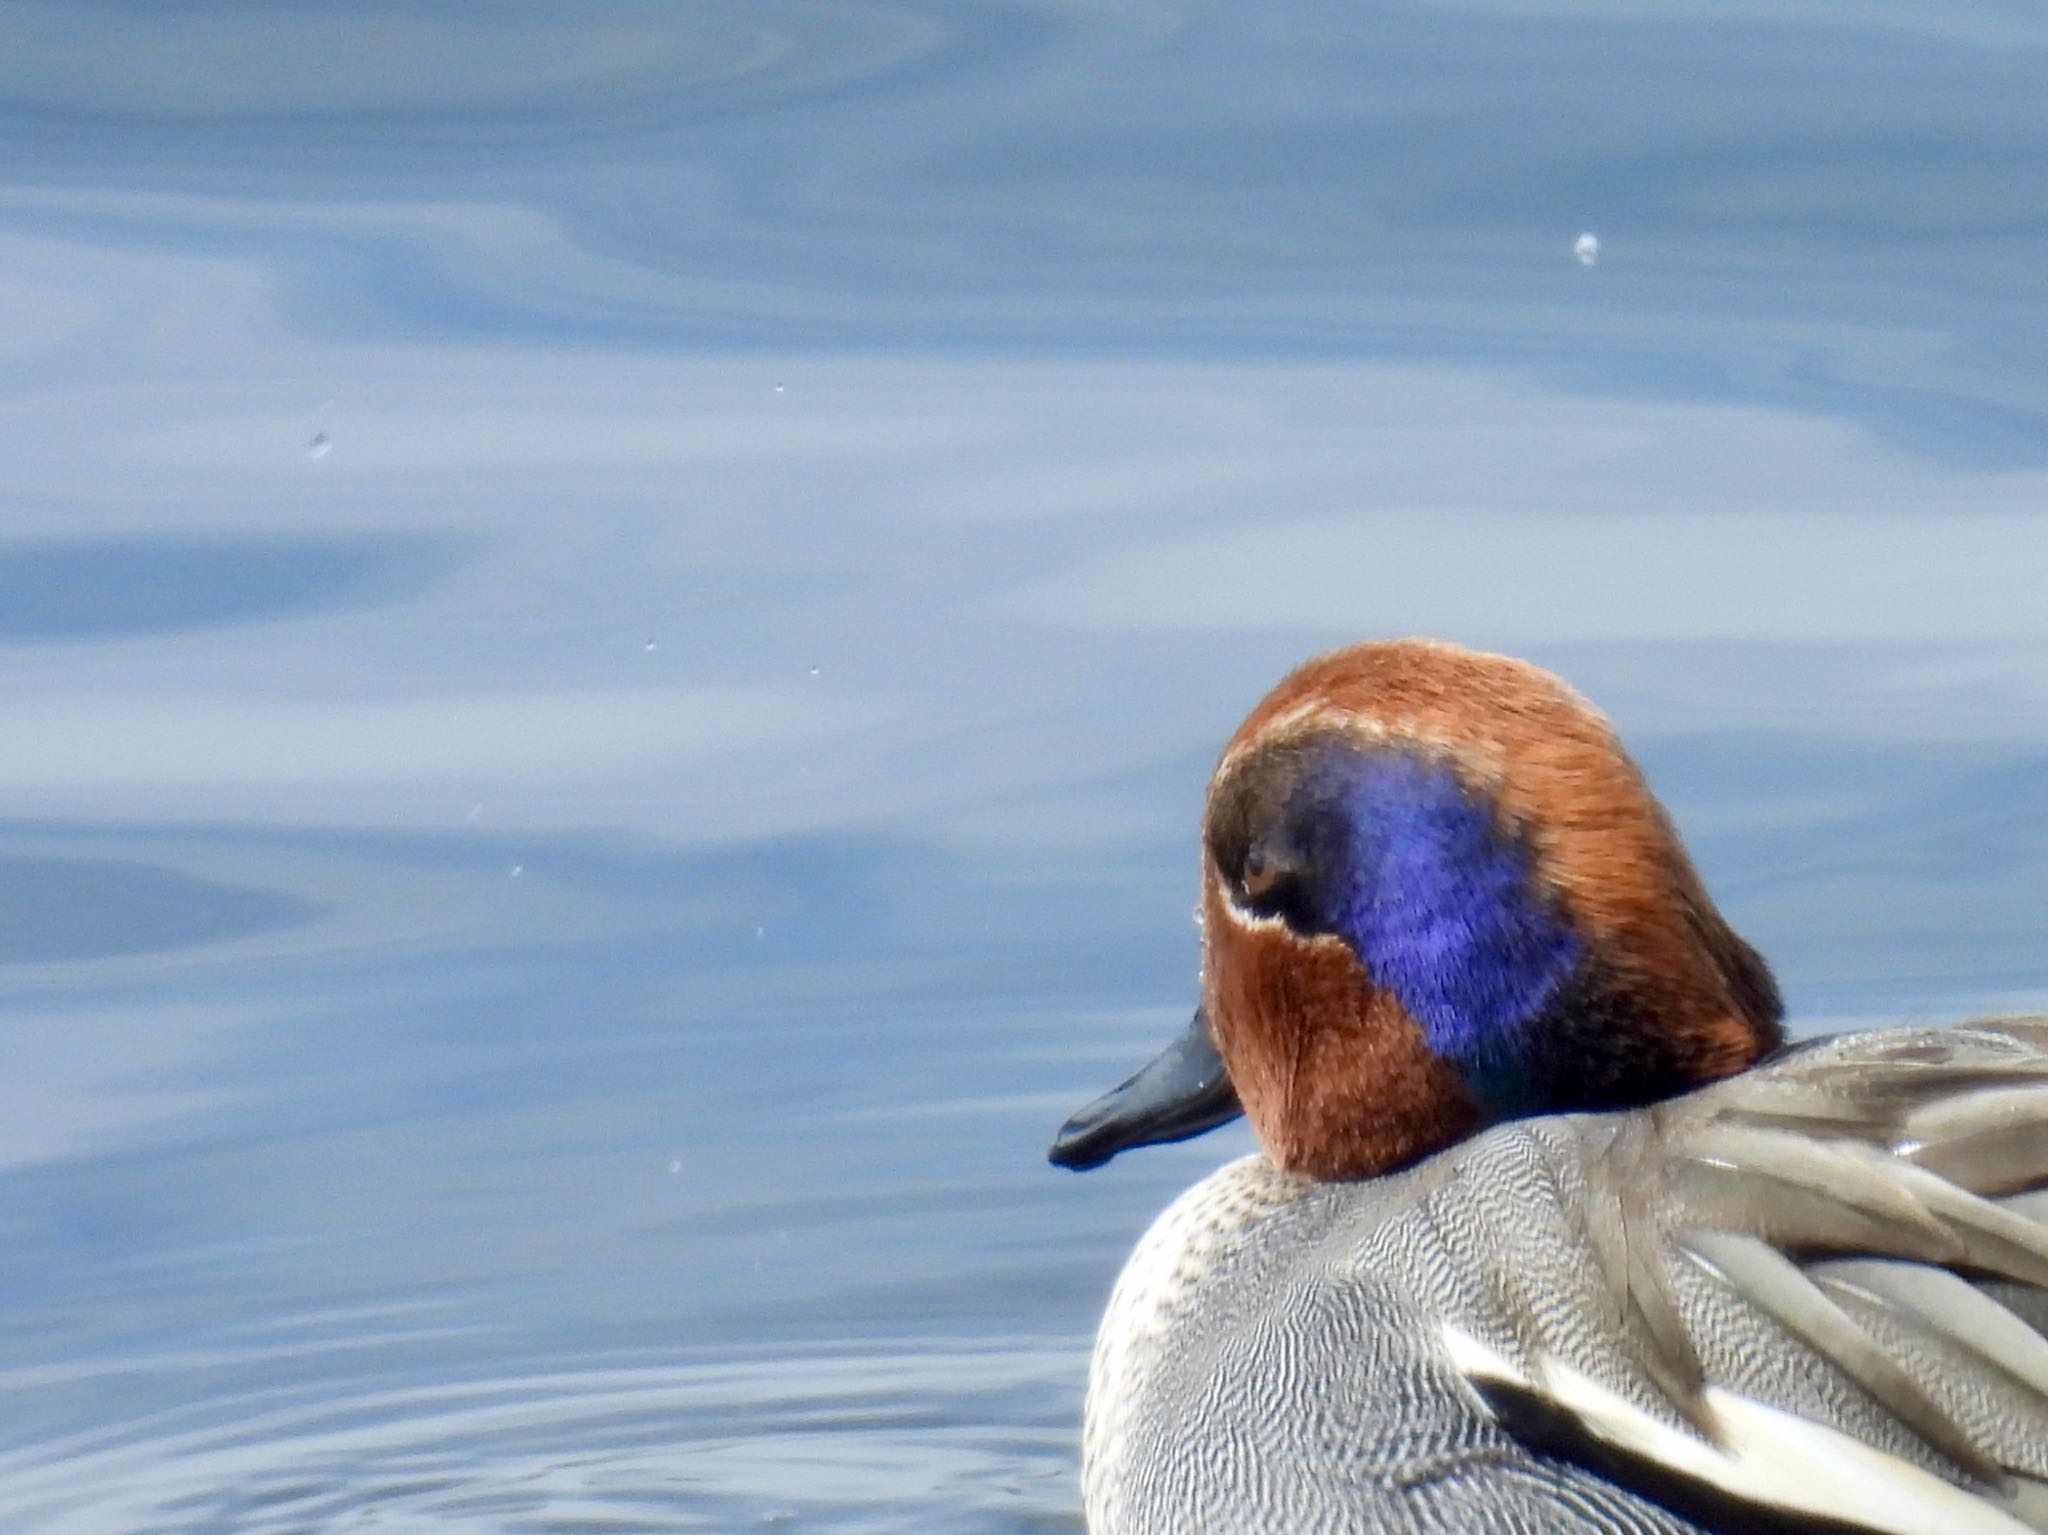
[1051,638,1783,1181]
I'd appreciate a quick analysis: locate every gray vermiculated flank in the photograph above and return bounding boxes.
[1085,1020,2048,1534]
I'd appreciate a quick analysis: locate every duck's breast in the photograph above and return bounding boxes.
[1083,1135,1714,1534]
[1084,1020,2048,1535]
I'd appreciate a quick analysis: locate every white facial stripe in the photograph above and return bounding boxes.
[1209,871,1292,934]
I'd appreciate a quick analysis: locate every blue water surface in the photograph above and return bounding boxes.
[3,3,2047,1530]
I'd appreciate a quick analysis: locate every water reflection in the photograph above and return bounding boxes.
[1,3,2042,434]
[0,1342,1082,1534]
[0,535,462,641]
[2,0,2046,1528]
[0,852,318,964]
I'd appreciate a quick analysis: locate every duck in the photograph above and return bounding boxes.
[1049,638,2048,1535]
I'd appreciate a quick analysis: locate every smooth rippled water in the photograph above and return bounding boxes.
[3,1342,1079,1532]
[4,3,2048,1530]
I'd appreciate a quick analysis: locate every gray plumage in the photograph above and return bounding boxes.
[1083,1019,2048,1535]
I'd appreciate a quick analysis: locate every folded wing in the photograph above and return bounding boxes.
[1447,1018,2048,1535]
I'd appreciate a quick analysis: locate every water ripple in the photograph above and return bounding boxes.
[0,1340,1085,1534]
[0,0,954,135]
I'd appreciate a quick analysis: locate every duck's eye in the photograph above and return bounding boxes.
[1226,840,1316,927]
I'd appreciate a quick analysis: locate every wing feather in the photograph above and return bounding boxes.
[1445,1019,2048,1534]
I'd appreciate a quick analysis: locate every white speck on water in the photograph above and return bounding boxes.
[668,1159,682,1176]
[754,925,766,939]
[807,666,820,678]
[509,864,524,879]
[1574,231,1600,266]
[307,431,332,459]
[773,383,785,395]
[643,639,657,653]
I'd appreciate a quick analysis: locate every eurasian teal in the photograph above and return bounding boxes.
[1052,639,2048,1535]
